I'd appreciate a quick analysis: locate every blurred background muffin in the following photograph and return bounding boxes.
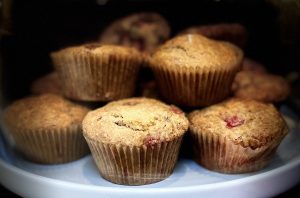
[99,12,170,54]
[241,58,267,73]
[232,70,290,104]
[30,72,62,95]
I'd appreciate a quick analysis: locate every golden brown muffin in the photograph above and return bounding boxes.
[150,34,243,107]
[99,12,170,53]
[82,97,188,185]
[179,23,248,48]
[2,94,90,164]
[232,71,290,103]
[31,72,62,95]
[51,43,143,101]
[188,98,288,173]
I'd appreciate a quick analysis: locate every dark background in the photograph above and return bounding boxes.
[0,0,300,196]
[1,0,299,103]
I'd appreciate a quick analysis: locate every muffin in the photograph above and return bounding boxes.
[188,98,288,173]
[82,97,189,185]
[99,12,170,54]
[31,72,62,95]
[179,23,248,48]
[232,71,290,103]
[2,94,90,164]
[150,34,243,107]
[242,58,267,73]
[51,43,143,101]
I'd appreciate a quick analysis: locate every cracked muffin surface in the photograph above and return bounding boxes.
[188,98,288,149]
[82,97,189,146]
[4,94,89,130]
[151,34,243,70]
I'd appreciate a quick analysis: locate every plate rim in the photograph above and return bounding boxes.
[1,153,300,193]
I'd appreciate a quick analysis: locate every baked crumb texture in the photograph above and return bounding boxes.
[83,97,189,185]
[51,44,143,101]
[3,94,90,164]
[188,98,288,173]
[150,34,243,107]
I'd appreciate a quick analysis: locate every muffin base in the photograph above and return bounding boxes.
[190,129,280,173]
[53,51,141,101]
[152,65,240,107]
[11,125,89,164]
[85,136,183,185]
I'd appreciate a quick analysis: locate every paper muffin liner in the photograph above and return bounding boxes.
[52,51,141,101]
[10,125,89,164]
[85,136,183,185]
[151,64,241,107]
[189,128,281,173]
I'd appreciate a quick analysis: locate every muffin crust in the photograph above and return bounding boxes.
[188,98,288,149]
[4,94,89,131]
[83,98,189,146]
[151,34,243,70]
[52,44,142,59]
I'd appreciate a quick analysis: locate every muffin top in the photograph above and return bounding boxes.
[188,98,288,149]
[151,34,243,70]
[99,12,170,53]
[51,43,142,60]
[83,98,189,146]
[232,71,290,103]
[179,23,248,48]
[31,72,62,95]
[3,94,90,131]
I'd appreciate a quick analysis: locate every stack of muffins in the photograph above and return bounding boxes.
[2,12,290,186]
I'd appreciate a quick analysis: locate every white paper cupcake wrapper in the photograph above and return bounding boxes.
[151,64,241,107]
[190,128,281,173]
[11,125,89,164]
[85,136,183,185]
[52,51,141,101]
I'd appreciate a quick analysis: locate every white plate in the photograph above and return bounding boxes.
[1,106,300,198]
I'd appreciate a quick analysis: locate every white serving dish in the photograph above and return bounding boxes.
[0,106,300,198]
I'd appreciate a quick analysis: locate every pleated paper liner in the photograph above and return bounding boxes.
[10,125,89,164]
[85,136,183,185]
[189,128,283,174]
[151,64,241,107]
[52,51,141,102]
